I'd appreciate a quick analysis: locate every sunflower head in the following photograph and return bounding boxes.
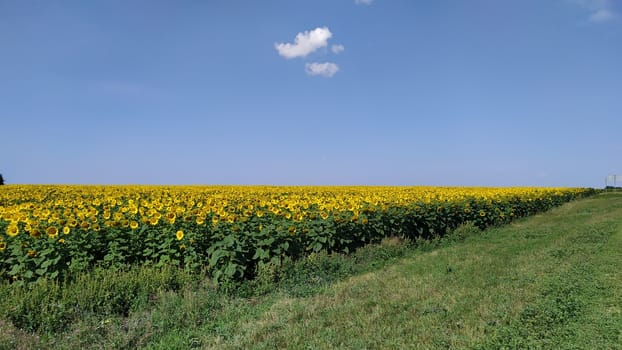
[46,226,58,238]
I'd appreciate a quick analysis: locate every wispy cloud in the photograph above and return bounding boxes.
[331,44,345,54]
[275,27,332,59]
[305,62,339,78]
[589,8,616,22]
[93,80,164,98]
[355,0,373,5]
[568,0,618,22]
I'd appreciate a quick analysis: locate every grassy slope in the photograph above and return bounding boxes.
[205,192,622,349]
[2,193,621,349]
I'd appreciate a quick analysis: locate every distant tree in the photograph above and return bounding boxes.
[0,173,3,185]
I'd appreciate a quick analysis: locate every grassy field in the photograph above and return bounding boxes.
[2,192,621,349]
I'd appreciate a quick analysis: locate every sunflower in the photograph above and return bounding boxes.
[46,226,58,238]
[166,212,176,224]
[63,226,71,235]
[176,230,184,241]
[0,242,6,251]
[6,225,19,237]
[30,229,42,238]
[130,220,139,230]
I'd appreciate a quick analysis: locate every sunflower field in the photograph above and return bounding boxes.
[0,185,595,284]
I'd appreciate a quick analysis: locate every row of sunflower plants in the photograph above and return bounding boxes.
[0,186,597,285]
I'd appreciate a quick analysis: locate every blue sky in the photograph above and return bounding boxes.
[1,0,620,187]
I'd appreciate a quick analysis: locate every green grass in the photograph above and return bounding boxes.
[2,192,622,349]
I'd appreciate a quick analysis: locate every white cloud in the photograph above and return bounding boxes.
[305,62,339,77]
[589,8,616,21]
[331,44,345,54]
[568,0,618,22]
[355,0,373,5]
[275,27,332,59]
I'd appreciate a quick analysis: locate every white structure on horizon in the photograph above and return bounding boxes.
[605,174,622,188]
